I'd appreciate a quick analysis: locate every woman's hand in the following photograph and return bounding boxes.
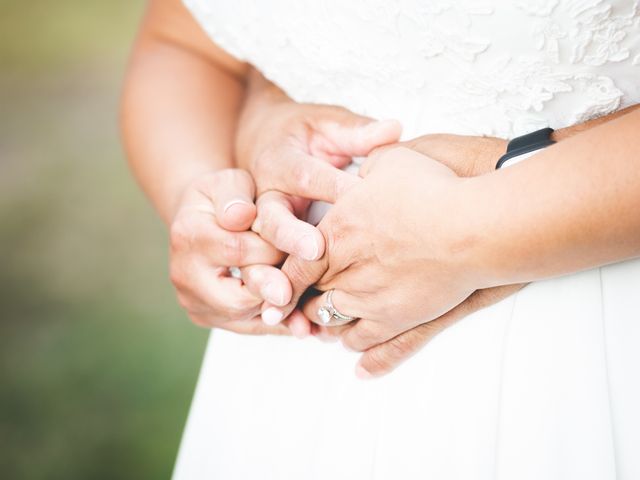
[169,168,310,335]
[267,146,484,342]
[310,134,524,377]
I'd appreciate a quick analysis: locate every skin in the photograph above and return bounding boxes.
[121,0,296,335]
[266,107,640,378]
[121,0,399,337]
[124,0,639,378]
[241,73,639,375]
[235,70,402,330]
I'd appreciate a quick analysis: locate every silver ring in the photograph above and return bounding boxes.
[316,289,358,325]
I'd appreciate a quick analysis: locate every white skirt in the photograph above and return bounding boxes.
[173,258,640,480]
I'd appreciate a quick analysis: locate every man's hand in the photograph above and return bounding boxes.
[252,130,535,374]
[263,147,484,342]
[306,133,525,376]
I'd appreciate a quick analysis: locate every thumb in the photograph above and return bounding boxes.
[314,114,402,157]
[211,169,257,232]
[260,252,328,326]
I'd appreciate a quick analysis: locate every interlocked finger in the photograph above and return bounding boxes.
[254,191,324,261]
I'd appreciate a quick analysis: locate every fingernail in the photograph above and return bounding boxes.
[289,321,309,339]
[296,234,319,261]
[223,199,251,214]
[355,364,373,380]
[261,307,283,326]
[252,217,263,233]
[261,282,286,306]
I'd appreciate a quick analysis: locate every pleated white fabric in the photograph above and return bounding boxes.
[173,260,640,480]
[173,1,640,478]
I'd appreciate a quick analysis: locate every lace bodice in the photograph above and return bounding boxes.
[184,0,640,138]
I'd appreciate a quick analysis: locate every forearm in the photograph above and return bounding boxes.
[235,69,292,170]
[465,108,640,287]
[121,0,247,224]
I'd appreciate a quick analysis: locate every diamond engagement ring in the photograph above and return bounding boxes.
[316,289,358,326]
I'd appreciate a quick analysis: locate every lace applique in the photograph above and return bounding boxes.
[568,0,640,65]
[184,0,640,138]
[515,0,560,16]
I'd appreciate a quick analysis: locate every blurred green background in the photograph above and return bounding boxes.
[0,1,209,478]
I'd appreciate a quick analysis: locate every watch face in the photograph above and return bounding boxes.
[500,149,543,168]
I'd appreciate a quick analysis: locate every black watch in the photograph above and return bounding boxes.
[496,127,556,169]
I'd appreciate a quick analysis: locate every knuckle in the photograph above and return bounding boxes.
[415,321,445,342]
[321,221,346,264]
[291,160,312,192]
[365,348,392,373]
[257,201,277,235]
[242,322,274,336]
[169,217,193,252]
[227,307,251,322]
[283,257,312,285]
[342,335,364,353]
[188,314,211,329]
[253,150,274,187]
[189,172,217,193]
[358,321,378,341]
[386,333,418,359]
[169,262,189,291]
[221,233,245,265]
[175,292,193,311]
[345,322,377,351]
[225,297,258,321]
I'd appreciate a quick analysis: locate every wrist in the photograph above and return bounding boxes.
[244,69,291,111]
[472,137,507,175]
[237,71,294,170]
[446,175,520,290]
[429,176,499,291]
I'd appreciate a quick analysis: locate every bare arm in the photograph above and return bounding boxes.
[121,0,247,223]
[120,0,297,335]
[267,104,640,375]
[465,107,640,287]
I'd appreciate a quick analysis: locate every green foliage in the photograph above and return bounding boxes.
[0,1,209,478]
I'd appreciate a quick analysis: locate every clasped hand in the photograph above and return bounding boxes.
[169,80,524,377]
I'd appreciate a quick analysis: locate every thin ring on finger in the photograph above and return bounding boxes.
[315,289,360,327]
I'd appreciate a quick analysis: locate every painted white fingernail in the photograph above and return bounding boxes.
[355,364,373,380]
[296,234,319,261]
[261,282,286,306]
[223,199,251,214]
[262,307,283,326]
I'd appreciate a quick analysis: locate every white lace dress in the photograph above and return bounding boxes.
[173,1,640,479]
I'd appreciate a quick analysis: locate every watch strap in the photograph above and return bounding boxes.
[496,127,555,169]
